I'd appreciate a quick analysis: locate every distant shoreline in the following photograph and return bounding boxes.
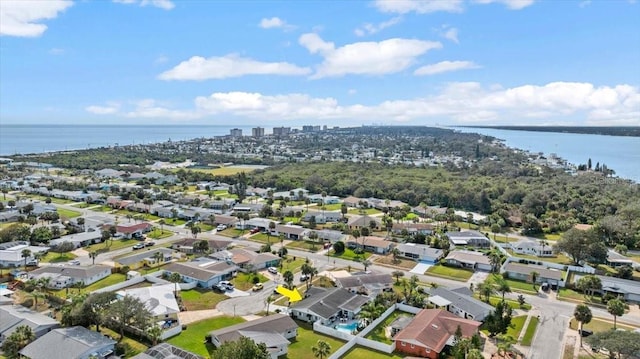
[455,126,640,137]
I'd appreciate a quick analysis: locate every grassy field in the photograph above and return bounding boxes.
[482,315,527,340]
[90,205,114,213]
[286,240,322,252]
[165,218,187,226]
[85,238,140,253]
[180,289,228,310]
[486,296,532,310]
[348,208,382,215]
[147,228,173,239]
[489,274,537,294]
[284,321,345,359]
[53,273,126,299]
[216,228,245,238]
[57,208,82,218]
[426,265,474,281]
[179,166,262,176]
[365,310,413,344]
[231,272,269,291]
[168,316,245,357]
[280,257,307,274]
[492,234,520,243]
[249,233,279,245]
[374,255,417,269]
[339,346,405,359]
[557,288,603,305]
[331,248,372,262]
[569,317,636,332]
[39,251,77,263]
[521,316,539,346]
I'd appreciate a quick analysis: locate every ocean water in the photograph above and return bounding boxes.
[457,127,640,182]
[0,125,253,156]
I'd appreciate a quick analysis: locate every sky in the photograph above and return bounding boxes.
[0,0,639,127]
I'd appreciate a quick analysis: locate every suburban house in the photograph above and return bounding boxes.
[0,211,21,223]
[115,248,176,270]
[444,251,493,272]
[290,287,369,325]
[446,231,490,248]
[392,223,434,236]
[454,211,487,224]
[315,229,347,243]
[396,243,443,263]
[163,260,238,288]
[232,203,265,215]
[503,262,565,287]
[211,214,238,227]
[210,248,280,272]
[105,222,153,239]
[580,275,640,302]
[132,343,203,359]
[511,240,554,257]
[0,241,49,267]
[307,194,341,204]
[605,251,635,268]
[49,231,102,249]
[171,237,232,254]
[302,211,342,224]
[412,206,448,218]
[28,265,111,289]
[426,287,494,321]
[346,236,394,255]
[237,217,273,231]
[209,314,298,359]
[334,273,393,296]
[20,326,116,359]
[117,284,181,338]
[393,309,481,359]
[274,224,308,240]
[342,196,361,208]
[0,305,60,343]
[347,215,382,231]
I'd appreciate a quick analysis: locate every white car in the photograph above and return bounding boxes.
[267,267,278,275]
[68,260,81,266]
[216,224,227,231]
[216,281,234,291]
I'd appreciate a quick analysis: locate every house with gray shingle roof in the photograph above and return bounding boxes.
[20,326,116,359]
[426,287,494,321]
[290,287,370,325]
[28,265,111,289]
[0,306,60,342]
[503,262,565,287]
[335,273,393,296]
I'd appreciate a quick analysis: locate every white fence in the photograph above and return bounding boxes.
[160,324,182,339]
[313,321,355,342]
[503,256,595,275]
[94,271,178,293]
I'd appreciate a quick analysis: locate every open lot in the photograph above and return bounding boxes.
[374,255,418,270]
[180,289,228,311]
[168,316,245,357]
[231,272,269,291]
[39,251,77,263]
[57,208,82,218]
[426,265,474,281]
[85,238,140,253]
[330,248,372,262]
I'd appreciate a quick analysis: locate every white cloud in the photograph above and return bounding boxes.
[299,33,442,78]
[579,0,591,7]
[354,16,402,37]
[348,89,358,95]
[158,54,311,80]
[472,0,535,10]
[374,0,464,14]
[107,82,639,125]
[258,17,294,30]
[49,48,65,55]
[414,60,481,75]
[0,0,72,37]
[113,0,175,10]
[443,27,459,43]
[86,103,120,115]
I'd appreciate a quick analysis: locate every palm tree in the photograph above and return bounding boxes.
[190,225,201,238]
[146,325,163,346]
[574,304,592,347]
[358,301,384,326]
[152,251,164,265]
[21,249,31,270]
[283,270,294,289]
[30,288,46,309]
[477,282,495,302]
[607,298,625,330]
[530,271,539,290]
[268,221,276,245]
[265,295,275,315]
[391,247,400,264]
[392,270,404,284]
[488,250,502,273]
[467,349,484,359]
[158,219,166,233]
[362,259,372,272]
[312,340,331,359]
[495,278,511,300]
[168,272,182,297]
[89,251,98,265]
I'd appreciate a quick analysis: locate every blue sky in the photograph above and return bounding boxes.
[1,0,639,126]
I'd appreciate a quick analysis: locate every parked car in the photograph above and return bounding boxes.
[300,274,309,282]
[252,283,264,291]
[267,267,278,275]
[132,243,145,250]
[541,283,549,292]
[250,228,260,234]
[579,329,594,337]
[216,280,234,291]
[68,260,81,265]
[26,259,39,266]
[145,241,156,247]
[216,224,227,231]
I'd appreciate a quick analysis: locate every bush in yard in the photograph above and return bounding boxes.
[252,276,260,284]
[333,241,345,254]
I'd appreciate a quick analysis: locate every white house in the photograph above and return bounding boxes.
[28,265,112,289]
[511,240,554,257]
[396,243,443,263]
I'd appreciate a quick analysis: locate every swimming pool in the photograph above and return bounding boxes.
[0,284,7,290]
[335,322,358,334]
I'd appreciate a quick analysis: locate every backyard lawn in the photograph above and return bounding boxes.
[488,274,537,294]
[339,346,405,359]
[482,315,527,340]
[168,316,245,357]
[231,272,269,291]
[321,203,343,211]
[179,289,228,311]
[365,310,414,344]
[569,318,636,332]
[521,316,539,346]
[426,265,474,281]
[280,257,307,274]
[39,251,77,263]
[99,326,148,357]
[53,273,126,299]
[492,234,520,243]
[284,321,345,359]
[57,208,82,219]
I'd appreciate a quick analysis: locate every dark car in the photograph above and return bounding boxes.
[145,241,156,247]
[250,228,260,234]
[579,329,594,337]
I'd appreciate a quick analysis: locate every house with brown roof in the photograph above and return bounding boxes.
[445,251,493,272]
[347,215,382,231]
[209,314,298,359]
[342,196,361,208]
[210,248,280,272]
[334,273,393,296]
[171,237,232,254]
[103,222,153,239]
[503,262,565,287]
[346,236,394,254]
[394,309,481,359]
[392,223,434,236]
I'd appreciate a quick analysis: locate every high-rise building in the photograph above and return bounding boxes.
[273,127,291,137]
[230,128,243,137]
[252,127,265,138]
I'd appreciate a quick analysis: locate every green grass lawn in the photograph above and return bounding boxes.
[339,346,404,359]
[286,240,322,252]
[486,296,532,311]
[57,208,82,219]
[39,251,77,263]
[114,210,161,222]
[147,228,173,239]
[482,315,526,340]
[85,238,140,253]
[195,223,214,231]
[231,272,269,291]
[168,316,245,357]
[521,316,539,346]
[280,257,307,274]
[321,203,343,211]
[165,218,187,226]
[569,317,636,333]
[331,248,372,262]
[284,321,345,359]
[348,208,382,215]
[426,265,474,281]
[249,233,280,245]
[557,288,603,305]
[216,228,245,238]
[492,234,520,243]
[180,289,228,311]
[52,273,126,299]
[489,274,537,294]
[403,213,419,220]
[74,202,91,208]
[99,326,148,357]
[88,205,114,213]
[365,310,413,344]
